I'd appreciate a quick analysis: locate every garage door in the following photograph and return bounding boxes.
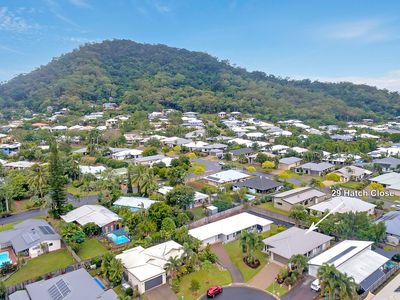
[145,275,163,291]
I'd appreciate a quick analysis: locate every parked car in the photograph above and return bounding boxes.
[207,285,223,297]
[310,279,320,292]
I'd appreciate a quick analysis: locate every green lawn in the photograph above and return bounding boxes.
[176,264,231,300]
[77,238,108,260]
[335,181,366,190]
[223,239,268,282]
[0,215,46,232]
[5,249,75,287]
[190,207,206,220]
[266,282,288,297]
[256,202,289,216]
[66,185,102,197]
[113,285,125,297]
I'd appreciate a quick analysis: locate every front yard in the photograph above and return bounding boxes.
[77,238,109,260]
[256,201,289,216]
[223,239,268,282]
[175,264,231,300]
[266,282,288,297]
[4,249,75,287]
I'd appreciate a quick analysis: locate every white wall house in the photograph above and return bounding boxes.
[188,212,273,246]
[116,240,184,294]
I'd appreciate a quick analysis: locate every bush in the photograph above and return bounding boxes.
[190,279,200,292]
[171,279,180,293]
[246,166,256,172]
[326,173,340,182]
[262,161,275,169]
[82,222,102,237]
[125,287,133,296]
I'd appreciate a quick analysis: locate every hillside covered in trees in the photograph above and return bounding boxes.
[0,39,399,124]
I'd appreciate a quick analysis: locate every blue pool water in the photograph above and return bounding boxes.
[0,252,11,267]
[94,277,105,290]
[107,233,130,244]
[386,261,397,268]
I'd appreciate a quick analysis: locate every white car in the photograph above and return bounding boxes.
[311,279,320,292]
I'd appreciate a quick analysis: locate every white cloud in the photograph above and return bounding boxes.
[308,71,400,92]
[0,44,25,55]
[154,2,171,13]
[0,6,39,32]
[322,19,396,43]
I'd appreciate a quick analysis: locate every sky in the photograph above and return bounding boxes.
[1,0,400,91]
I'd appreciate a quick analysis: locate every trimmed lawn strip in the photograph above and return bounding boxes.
[77,238,108,260]
[176,264,231,300]
[223,239,268,282]
[266,282,288,297]
[4,249,75,287]
[256,202,289,216]
[190,207,205,220]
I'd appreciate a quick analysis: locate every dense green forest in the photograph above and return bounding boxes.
[0,39,399,123]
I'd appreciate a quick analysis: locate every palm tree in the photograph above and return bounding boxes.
[141,169,158,196]
[131,164,146,194]
[317,263,357,300]
[107,258,123,287]
[240,230,264,266]
[288,254,308,275]
[29,164,47,198]
[165,256,181,280]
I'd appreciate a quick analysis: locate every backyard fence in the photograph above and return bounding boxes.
[187,205,244,229]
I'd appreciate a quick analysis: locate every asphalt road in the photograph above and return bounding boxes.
[199,286,275,300]
[0,193,98,225]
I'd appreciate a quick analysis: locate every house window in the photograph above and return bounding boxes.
[49,243,53,247]
[276,202,282,206]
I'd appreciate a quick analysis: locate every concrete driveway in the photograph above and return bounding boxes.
[211,243,244,283]
[282,275,317,300]
[248,262,281,290]
[145,284,177,300]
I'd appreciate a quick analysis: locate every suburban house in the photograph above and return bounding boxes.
[333,166,372,182]
[323,154,361,166]
[375,210,400,245]
[273,187,327,212]
[369,172,400,196]
[158,186,209,207]
[295,162,335,176]
[0,219,61,259]
[8,268,118,300]
[204,170,251,186]
[278,157,302,170]
[308,240,391,293]
[61,205,122,234]
[232,176,283,194]
[116,240,184,294]
[201,143,228,156]
[262,227,333,265]
[134,154,169,166]
[113,197,157,211]
[228,147,258,163]
[372,157,400,172]
[111,149,142,160]
[308,196,376,216]
[0,142,21,156]
[188,212,273,245]
[103,102,118,110]
[3,161,35,170]
[79,165,106,177]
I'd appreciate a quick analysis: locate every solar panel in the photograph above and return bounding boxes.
[39,226,55,235]
[327,246,357,264]
[48,279,71,300]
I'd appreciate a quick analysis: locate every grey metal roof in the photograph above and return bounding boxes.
[375,210,400,237]
[373,157,400,168]
[230,147,257,156]
[24,268,118,300]
[297,162,334,172]
[234,176,282,191]
[262,227,333,259]
[279,157,302,165]
[9,290,30,300]
[0,219,60,253]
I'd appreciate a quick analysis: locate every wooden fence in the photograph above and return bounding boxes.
[187,205,244,229]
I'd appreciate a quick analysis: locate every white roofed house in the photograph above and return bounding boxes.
[204,170,251,186]
[278,157,302,170]
[113,196,157,212]
[3,161,35,170]
[369,172,400,196]
[333,166,372,182]
[158,186,209,207]
[61,205,122,234]
[188,212,273,246]
[79,165,106,178]
[273,187,328,212]
[116,240,184,294]
[308,196,376,216]
[308,240,391,294]
[111,149,143,160]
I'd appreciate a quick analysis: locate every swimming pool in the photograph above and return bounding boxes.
[0,252,12,267]
[386,261,397,268]
[107,233,130,244]
[94,277,105,290]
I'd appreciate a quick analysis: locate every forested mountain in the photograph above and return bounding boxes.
[0,39,399,123]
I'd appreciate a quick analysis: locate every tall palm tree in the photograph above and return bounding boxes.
[165,256,181,280]
[108,258,123,287]
[131,164,146,194]
[141,169,158,196]
[29,164,47,198]
[240,230,264,265]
